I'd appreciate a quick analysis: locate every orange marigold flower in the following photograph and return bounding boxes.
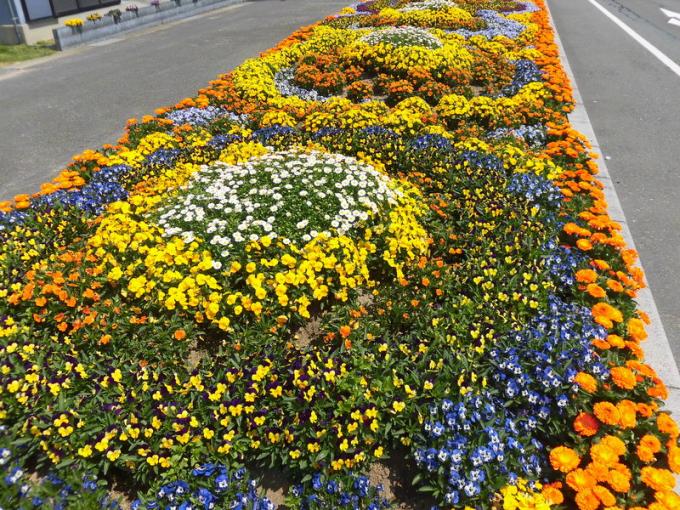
[594,316,613,329]
[591,443,619,467]
[610,366,636,390]
[640,434,662,452]
[575,372,598,393]
[607,334,625,348]
[574,487,600,510]
[550,446,581,473]
[655,489,680,508]
[668,444,680,474]
[637,402,654,418]
[592,485,616,507]
[541,485,564,505]
[601,435,626,456]
[563,222,581,235]
[627,360,655,377]
[173,329,186,341]
[621,248,638,266]
[607,468,631,493]
[592,302,623,324]
[648,380,668,400]
[616,400,637,429]
[592,259,610,270]
[640,467,676,492]
[574,412,600,436]
[586,461,610,482]
[638,310,651,324]
[657,413,679,439]
[594,402,620,426]
[567,468,597,491]
[606,279,624,292]
[586,284,607,298]
[577,239,593,251]
[625,341,643,358]
[637,444,656,464]
[576,269,598,283]
[592,338,611,350]
[627,317,647,341]
[339,325,351,339]
[610,462,631,476]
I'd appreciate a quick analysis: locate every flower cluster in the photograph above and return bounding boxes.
[132,465,275,510]
[155,150,402,251]
[165,106,231,126]
[289,473,390,509]
[361,26,444,48]
[455,9,527,40]
[65,18,84,28]
[399,0,458,12]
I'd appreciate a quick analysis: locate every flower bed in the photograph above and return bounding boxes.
[1,0,679,509]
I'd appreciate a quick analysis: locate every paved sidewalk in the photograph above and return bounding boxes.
[0,0,348,201]
[548,0,680,371]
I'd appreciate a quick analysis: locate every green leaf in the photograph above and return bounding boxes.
[55,458,77,469]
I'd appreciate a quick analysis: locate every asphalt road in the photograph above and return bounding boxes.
[548,0,680,362]
[0,0,347,201]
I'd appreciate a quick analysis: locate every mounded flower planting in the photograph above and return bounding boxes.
[0,1,678,509]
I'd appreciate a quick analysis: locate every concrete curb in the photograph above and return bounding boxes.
[544,0,680,417]
[53,0,245,50]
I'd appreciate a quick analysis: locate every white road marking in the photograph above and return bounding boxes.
[584,0,680,78]
[661,7,680,21]
[661,8,680,27]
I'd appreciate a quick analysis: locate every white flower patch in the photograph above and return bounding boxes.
[399,0,458,12]
[360,26,443,49]
[153,150,403,263]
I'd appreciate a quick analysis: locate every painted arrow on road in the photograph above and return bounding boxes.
[661,7,680,27]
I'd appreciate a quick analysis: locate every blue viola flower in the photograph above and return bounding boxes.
[165,106,230,127]
[251,125,298,144]
[312,473,323,491]
[192,464,217,477]
[206,133,241,149]
[455,10,526,40]
[353,476,370,498]
[408,134,453,153]
[4,466,23,485]
[489,124,547,147]
[214,472,230,492]
[197,488,215,509]
[507,172,563,210]
[174,481,189,495]
[146,148,181,169]
[503,59,544,96]
[311,127,343,140]
[458,150,504,172]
